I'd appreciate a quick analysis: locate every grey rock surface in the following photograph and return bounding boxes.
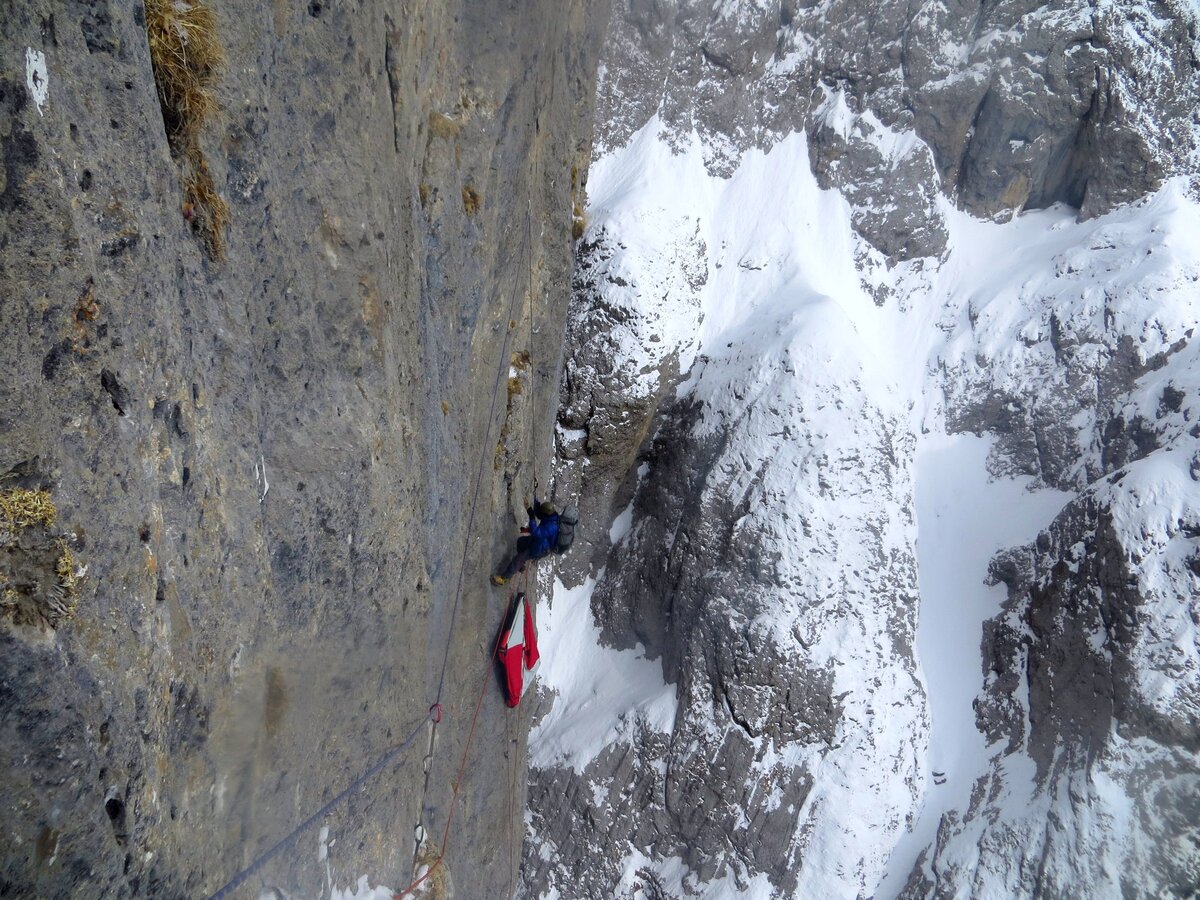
[554,228,703,582]
[0,1,605,896]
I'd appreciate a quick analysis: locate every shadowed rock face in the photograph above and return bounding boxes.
[595,0,1200,261]
[0,1,605,896]
[987,498,1200,772]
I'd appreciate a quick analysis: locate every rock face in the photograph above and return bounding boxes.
[919,183,1200,899]
[597,0,1200,260]
[525,1,1200,898]
[1,1,604,897]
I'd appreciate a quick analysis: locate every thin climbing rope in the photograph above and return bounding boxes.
[433,207,536,704]
[391,187,541,898]
[527,102,541,489]
[393,569,530,899]
[206,195,539,899]
[205,712,433,900]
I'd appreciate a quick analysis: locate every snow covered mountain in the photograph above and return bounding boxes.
[524,1,1200,897]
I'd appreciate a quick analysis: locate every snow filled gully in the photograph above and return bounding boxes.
[876,434,1071,897]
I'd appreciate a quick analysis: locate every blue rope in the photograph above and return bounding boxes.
[206,711,433,900]
[434,211,535,703]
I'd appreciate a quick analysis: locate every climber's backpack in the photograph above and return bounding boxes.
[555,505,579,555]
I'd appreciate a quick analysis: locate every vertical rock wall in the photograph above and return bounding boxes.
[0,1,605,896]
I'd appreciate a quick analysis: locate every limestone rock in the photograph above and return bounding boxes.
[0,1,606,895]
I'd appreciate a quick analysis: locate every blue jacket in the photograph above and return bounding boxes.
[527,507,560,558]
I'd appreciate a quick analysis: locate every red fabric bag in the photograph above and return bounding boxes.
[498,592,540,707]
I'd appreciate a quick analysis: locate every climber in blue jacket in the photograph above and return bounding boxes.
[492,498,559,585]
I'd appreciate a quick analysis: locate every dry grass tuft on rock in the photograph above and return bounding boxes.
[145,0,223,139]
[411,844,452,900]
[428,111,461,141]
[572,199,587,241]
[570,162,588,240]
[462,184,481,216]
[0,487,57,531]
[182,152,230,258]
[507,349,530,402]
[145,0,229,259]
[0,489,83,630]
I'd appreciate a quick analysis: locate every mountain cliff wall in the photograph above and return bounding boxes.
[526,1,1200,898]
[1,2,604,896]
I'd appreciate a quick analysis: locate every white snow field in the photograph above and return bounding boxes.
[530,103,1200,898]
[876,434,1071,898]
[531,574,678,773]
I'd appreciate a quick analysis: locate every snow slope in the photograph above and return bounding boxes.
[530,574,678,773]
[528,98,1200,897]
[877,434,1071,898]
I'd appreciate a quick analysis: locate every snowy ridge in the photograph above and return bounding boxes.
[534,120,928,898]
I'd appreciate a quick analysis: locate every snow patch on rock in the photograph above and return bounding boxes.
[531,574,678,773]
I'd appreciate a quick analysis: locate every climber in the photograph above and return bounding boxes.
[491,498,560,586]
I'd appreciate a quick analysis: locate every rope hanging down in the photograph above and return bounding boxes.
[206,194,539,899]
[393,569,530,899]
[432,206,536,705]
[206,712,433,900]
[396,166,540,900]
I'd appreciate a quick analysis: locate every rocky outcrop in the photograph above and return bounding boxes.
[0,1,605,896]
[920,180,1200,898]
[529,380,922,896]
[595,0,1200,262]
[526,0,1200,897]
[554,227,704,580]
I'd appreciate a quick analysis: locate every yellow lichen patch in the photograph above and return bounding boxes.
[52,541,83,625]
[55,543,79,592]
[0,488,57,530]
[0,489,83,630]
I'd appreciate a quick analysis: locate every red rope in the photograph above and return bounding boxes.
[393,568,530,899]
